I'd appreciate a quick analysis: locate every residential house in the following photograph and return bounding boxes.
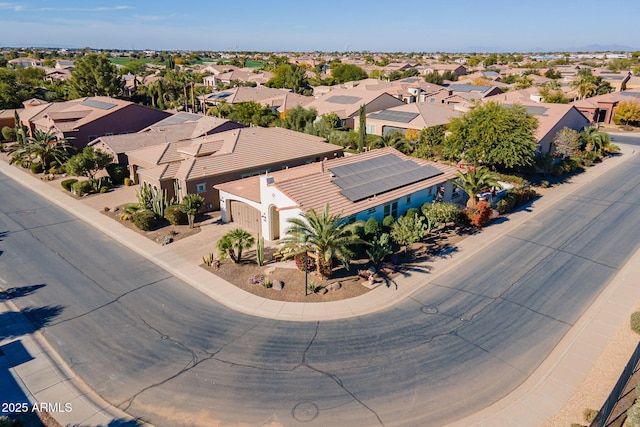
[18,96,172,150]
[8,58,43,68]
[215,147,461,240]
[127,127,344,211]
[306,87,406,128]
[421,63,467,77]
[573,90,640,125]
[363,102,463,136]
[89,112,246,164]
[494,100,590,153]
[199,86,311,113]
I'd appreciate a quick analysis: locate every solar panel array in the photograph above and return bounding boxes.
[446,84,491,93]
[326,95,363,104]
[160,112,202,125]
[329,154,443,202]
[621,91,640,98]
[82,99,117,110]
[522,105,549,116]
[368,110,419,124]
[208,92,232,100]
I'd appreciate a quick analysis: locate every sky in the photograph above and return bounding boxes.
[1,0,639,53]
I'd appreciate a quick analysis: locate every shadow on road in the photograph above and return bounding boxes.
[0,284,46,301]
[0,305,64,341]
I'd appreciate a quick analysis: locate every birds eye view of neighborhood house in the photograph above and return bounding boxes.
[2,1,640,427]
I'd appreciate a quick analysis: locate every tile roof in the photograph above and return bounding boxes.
[216,147,459,217]
[367,102,462,129]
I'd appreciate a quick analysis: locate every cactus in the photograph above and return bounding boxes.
[256,235,265,266]
[202,252,215,267]
[137,182,173,218]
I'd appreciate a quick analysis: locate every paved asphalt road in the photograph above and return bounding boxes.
[0,137,639,427]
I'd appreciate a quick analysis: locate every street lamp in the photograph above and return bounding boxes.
[304,251,309,297]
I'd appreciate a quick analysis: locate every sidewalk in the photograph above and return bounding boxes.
[0,144,637,426]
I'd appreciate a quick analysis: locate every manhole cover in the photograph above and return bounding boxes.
[421,306,438,314]
[292,402,319,422]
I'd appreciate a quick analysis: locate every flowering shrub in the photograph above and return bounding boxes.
[294,253,316,272]
[248,274,265,284]
[465,200,493,228]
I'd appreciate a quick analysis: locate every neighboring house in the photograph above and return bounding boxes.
[89,112,246,164]
[215,147,461,240]
[54,60,74,70]
[494,100,590,153]
[593,69,631,92]
[44,69,72,82]
[201,68,274,88]
[573,90,640,125]
[8,58,44,68]
[18,96,172,150]
[0,109,21,131]
[306,88,406,128]
[442,84,504,101]
[422,63,468,77]
[363,102,462,136]
[127,127,344,211]
[199,86,309,113]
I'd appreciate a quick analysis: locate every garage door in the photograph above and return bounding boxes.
[229,201,261,235]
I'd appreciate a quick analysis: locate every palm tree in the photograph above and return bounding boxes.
[582,126,611,154]
[454,168,501,208]
[217,228,255,264]
[279,204,364,278]
[27,129,75,170]
[370,134,413,154]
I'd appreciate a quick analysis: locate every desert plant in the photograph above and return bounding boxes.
[631,311,640,334]
[497,199,510,215]
[124,177,132,186]
[582,408,598,424]
[256,235,265,266]
[217,228,255,264]
[124,203,140,214]
[61,178,78,192]
[179,193,205,228]
[294,253,316,271]
[262,278,273,288]
[366,232,393,267]
[454,168,501,208]
[119,214,130,221]
[390,214,431,252]
[307,281,317,293]
[1,126,16,141]
[164,204,187,225]
[136,182,172,218]
[202,252,215,267]
[132,209,157,231]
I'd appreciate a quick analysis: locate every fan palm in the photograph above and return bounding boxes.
[279,204,364,278]
[582,127,611,154]
[27,129,75,170]
[217,228,255,264]
[454,168,501,208]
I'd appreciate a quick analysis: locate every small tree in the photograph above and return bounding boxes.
[217,229,255,264]
[1,126,15,141]
[179,193,205,228]
[553,127,581,158]
[390,215,430,252]
[65,147,113,179]
[454,168,501,208]
[364,217,381,237]
[614,100,640,125]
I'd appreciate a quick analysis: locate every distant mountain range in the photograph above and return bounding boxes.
[461,44,636,53]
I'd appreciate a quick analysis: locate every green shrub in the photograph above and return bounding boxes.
[405,207,419,218]
[106,163,130,185]
[583,408,598,423]
[99,186,108,193]
[71,180,93,196]
[49,165,66,174]
[164,204,187,225]
[29,162,43,174]
[421,202,461,226]
[61,178,78,192]
[132,209,157,231]
[496,173,526,187]
[1,126,15,141]
[364,217,381,236]
[497,199,510,215]
[124,177,132,186]
[124,203,140,214]
[631,311,640,334]
[382,215,395,229]
[0,142,4,152]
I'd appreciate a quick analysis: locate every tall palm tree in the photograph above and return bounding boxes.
[279,204,364,278]
[454,168,501,208]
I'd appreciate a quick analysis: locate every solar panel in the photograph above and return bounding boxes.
[208,92,232,100]
[82,99,117,110]
[368,110,419,123]
[326,95,362,104]
[446,84,491,93]
[504,104,548,116]
[159,112,202,125]
[621,92,640,98]
[329,154,443,202]
[402,78,420,83]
